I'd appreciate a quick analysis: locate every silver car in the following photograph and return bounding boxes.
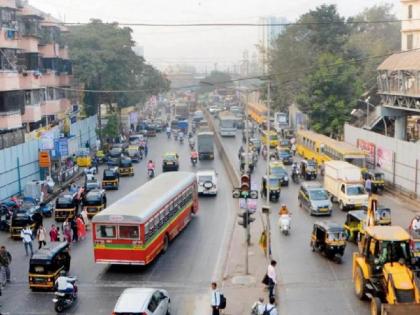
[298,182,332,216]
[113,288,170,315]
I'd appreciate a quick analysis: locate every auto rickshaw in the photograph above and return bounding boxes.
[102,168,119,190]
[76,148,92,167]
[54,194,78,222]
[28,242,71,291]
[119,157,134,176]
[83,189,107,219]
[95,150,106,164]
[343,208,392,243]
[261,175,281,202]
[10,201,43,239]
[310,221,347,263]
[300,159,317,180]
[362,170,385,195]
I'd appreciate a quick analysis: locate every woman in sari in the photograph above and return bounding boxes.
[76,215,86,240]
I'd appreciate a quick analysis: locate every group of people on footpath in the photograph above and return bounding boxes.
[19,211,89,258]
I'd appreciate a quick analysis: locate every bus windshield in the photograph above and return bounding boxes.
[345,157,365,169]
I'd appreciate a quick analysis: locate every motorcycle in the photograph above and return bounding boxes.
[148,168,155,179]
[189,141,195,150]
[278,214,291,236]
[292,170,300,184]
[167,131,171,139]
[53,281,78,313]
[179,137,184,144]
[191,156,198,166]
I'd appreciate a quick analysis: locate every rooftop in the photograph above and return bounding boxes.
[364,226,410,241]
[378,50,420,71]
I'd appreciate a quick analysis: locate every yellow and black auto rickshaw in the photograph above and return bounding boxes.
[28,242,71,291]
[118,157,134,176]
[102,167,119,190]
[10,201,43,239]
[362,170,385,195]
[82,189,107,219]
[261,175,281,202]
[310,221,347,263]
[343,208,392,243]
[301,159,317,180]
[76,148,92,167]
[54,194,78,222]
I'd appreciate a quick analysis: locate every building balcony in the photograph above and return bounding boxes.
[0,71,20,91]
[17,36,39,53]
[19,72,41,89]
[60,98,71,112]
[0,29,18,49]
[0,0,17,9]
[402,20,420,33]
[40,71,59,87]
[39,43,59,58]
[59,47,69,59]
[41,99,60,116]
[0,110,22,130]
[22,104,41,123]
[59,75,71,86]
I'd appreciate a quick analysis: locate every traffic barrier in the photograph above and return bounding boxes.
[202,107,239,187]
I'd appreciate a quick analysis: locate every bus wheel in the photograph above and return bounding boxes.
[162,234,169,253]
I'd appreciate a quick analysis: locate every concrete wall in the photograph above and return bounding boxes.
[344,123,420,198]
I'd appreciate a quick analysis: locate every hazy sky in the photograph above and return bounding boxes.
[30,0,400,71]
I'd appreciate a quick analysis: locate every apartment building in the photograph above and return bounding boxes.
[0,0,73,133]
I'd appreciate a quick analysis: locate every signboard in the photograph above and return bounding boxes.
[54,138,69,158]
[39,151,51,168]
[377,146,393,171]
[357,139,375,168]
[39,131,54,150]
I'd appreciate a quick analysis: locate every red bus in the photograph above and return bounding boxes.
[92,172,198,265]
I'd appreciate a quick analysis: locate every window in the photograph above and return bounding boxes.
[154,216,160,229]
[96,225,116,239]
[408,5,413,19]
[147,295,159,312]
[159,211,165,223]
[119,225,139,240]
[407,34,413,50]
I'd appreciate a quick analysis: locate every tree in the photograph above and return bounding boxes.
[102,115,119,140]
[199,71,232,93]
[296,53,362,137]
[66,20,170,115]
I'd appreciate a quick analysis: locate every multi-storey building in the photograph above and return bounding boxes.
[0,0,72,133]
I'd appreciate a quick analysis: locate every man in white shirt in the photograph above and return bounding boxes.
[20,225,33,257]
[264,297,278,315]
[267,260,277,299]
[210,282,221,315]
[251,297,265,315]
[55,272,77,295]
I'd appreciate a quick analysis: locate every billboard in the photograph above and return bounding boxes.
[357,139,375,168]
[376,146,393,172]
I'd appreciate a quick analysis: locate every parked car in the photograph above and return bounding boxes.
[196,170,218,196]
[113,288,170,315]
[298,182,332,216]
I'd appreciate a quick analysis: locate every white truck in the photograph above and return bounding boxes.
[324,161,368,211]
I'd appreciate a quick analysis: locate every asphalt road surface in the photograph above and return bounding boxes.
[0,131,235,315]
[220,126,418,315]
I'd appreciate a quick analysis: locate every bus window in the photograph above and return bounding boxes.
[154,216,160,228]
[119,226,139,240]
[159,211,165,224]
[164,206,170,220]
[96,225,116,239]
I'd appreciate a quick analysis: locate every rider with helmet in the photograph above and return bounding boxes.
[55,270,77,295]
[279,204,289,216]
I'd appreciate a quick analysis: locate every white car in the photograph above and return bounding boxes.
[197,170,218,196]
[113,288,170,315]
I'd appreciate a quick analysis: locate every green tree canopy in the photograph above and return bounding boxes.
[66,20,170,116]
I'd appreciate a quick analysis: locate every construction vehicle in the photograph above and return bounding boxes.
[352,196,420,315]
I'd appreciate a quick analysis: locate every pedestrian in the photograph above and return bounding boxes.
[63,218,72,243]
[81,207,89,231]
[365,177,372,196]
[20,225,33,256]
[0,246,12,287]
[71,217,78,242]
[36,224,47,249]
[267,260,277,299]
[263,297,278,315]
[49,224,58,242]
[291,143,296,156]
[251,297,265,315]
[144,144,148,157]
[210,282,221,315]
[76,215,86,240]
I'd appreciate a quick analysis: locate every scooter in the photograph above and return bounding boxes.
[191,156,198,166]
[292,170,300,184]
[189,141,195,150]
[148,168,155,179]
[278,214,291,236]
[53,281,78,313]
[179,136,184,144]
[167,131,171,139]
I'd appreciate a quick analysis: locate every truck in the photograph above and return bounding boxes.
[197,131,214,160]
[175,104,189,120]
[323,161,368,211]
[218,111,237,137]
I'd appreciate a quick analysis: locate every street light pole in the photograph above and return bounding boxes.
[266,81,271,260]
[244,89,250,275]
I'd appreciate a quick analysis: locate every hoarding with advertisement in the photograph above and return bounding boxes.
[377,146,393,171]
[357,139,375,168]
